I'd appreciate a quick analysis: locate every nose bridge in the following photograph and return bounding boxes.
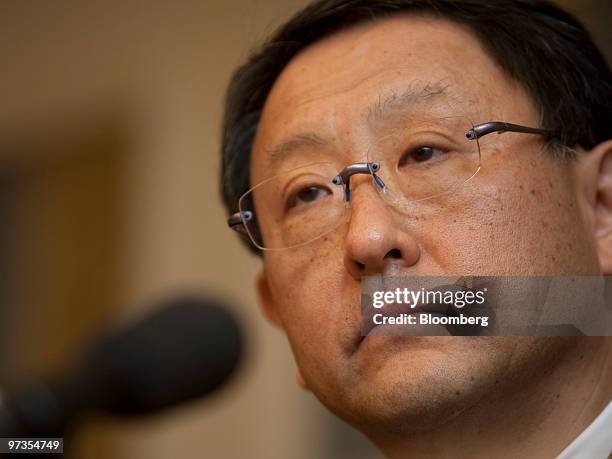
[345,179,398,253]
[333,160,384,206]
[343,170,421,277]
[348,173,386,213]
[345,175,393,245]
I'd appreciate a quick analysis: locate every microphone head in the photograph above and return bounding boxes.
[73,296,244,416]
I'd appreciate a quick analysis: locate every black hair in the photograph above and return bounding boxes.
[220,0,612,253]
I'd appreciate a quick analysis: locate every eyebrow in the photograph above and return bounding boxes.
[266,81,457,168]
[267,131,329,168]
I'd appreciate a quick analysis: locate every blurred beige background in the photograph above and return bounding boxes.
[0,1,609,458]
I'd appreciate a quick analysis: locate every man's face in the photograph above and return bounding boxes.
[250,16,601,431]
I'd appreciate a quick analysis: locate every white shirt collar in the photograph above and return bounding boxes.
[556,401,612,459]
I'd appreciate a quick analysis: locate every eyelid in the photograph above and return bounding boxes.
[399,145,447,166]
[391,128,456,153]
[285,185,331,211]
[280,172,331,200]
[282,176,334,213]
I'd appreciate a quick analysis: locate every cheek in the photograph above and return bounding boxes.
[263,234,349,361]
[419,151,599,275]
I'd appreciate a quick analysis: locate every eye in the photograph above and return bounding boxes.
[399,146,447,166]
[286,185,331,210]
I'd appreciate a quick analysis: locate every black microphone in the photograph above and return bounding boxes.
[0,296,243,436]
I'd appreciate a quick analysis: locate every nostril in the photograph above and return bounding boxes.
[355,260,366,271]
[386,248,402,259]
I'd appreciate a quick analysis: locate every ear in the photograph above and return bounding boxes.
[585,140,612,273]
[256,270,284,329]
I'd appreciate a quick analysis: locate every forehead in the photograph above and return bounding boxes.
[252,14,535,178]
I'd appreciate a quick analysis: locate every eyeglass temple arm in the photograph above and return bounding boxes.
[466,122,557,140]
[228,211,252,235]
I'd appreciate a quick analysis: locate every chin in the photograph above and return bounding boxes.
[323,336,517,433]
[315,340,472,432]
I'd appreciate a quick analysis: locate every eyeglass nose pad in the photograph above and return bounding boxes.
[366,162,386,192]
[333,162,385,208]
[367,162,380,173]
[372,174,386,192]
[344,183,351,208]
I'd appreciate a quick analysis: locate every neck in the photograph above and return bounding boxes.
[371,337,612,459]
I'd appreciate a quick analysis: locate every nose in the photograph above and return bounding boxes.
[343,179,421,279]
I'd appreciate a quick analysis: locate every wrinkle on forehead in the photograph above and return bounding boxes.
[264,17,485,116]
[367,79,461,121]
[264,64,467,127]
[262,79,470,173]
[253,15,539,180]
[257,19,494,140]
